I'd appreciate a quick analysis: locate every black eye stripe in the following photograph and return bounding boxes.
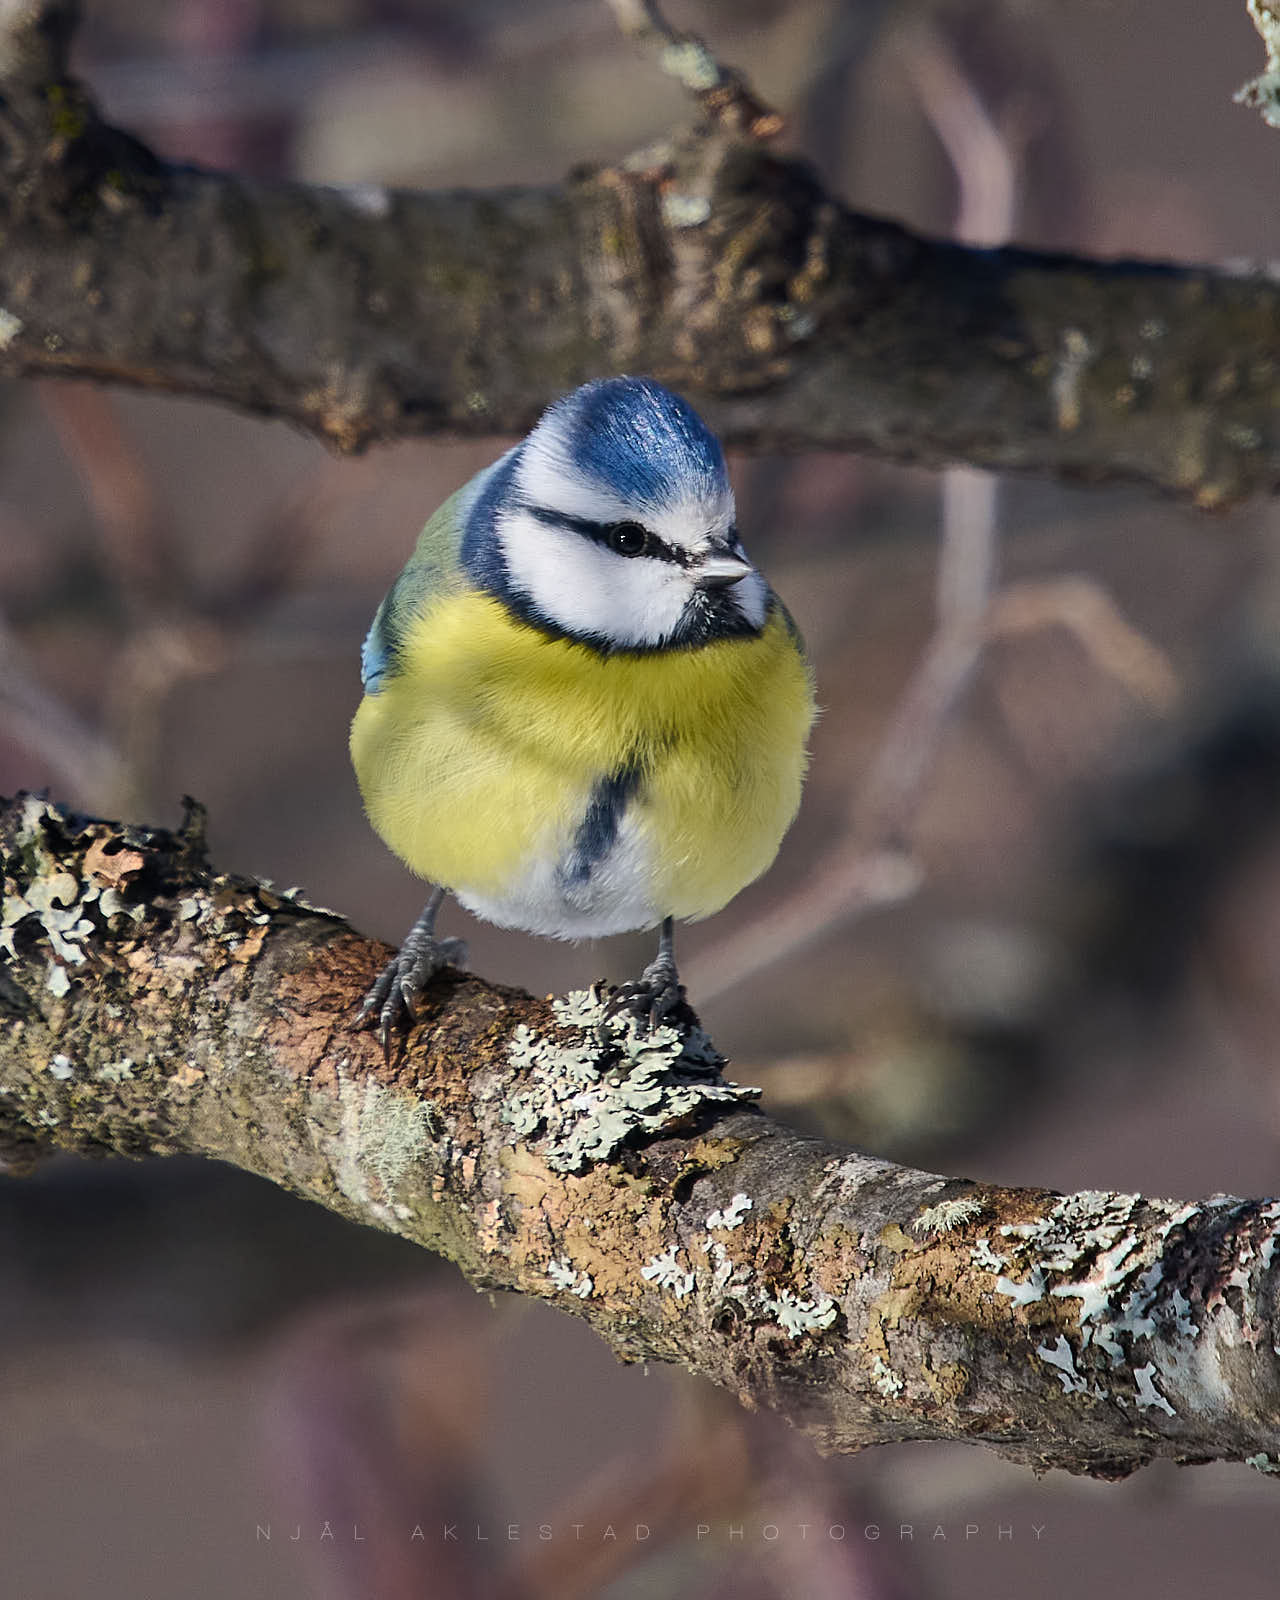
[522,504,690,566]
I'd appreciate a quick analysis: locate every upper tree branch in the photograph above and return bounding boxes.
[0,7,1276,504]
[3,792,1280,1482]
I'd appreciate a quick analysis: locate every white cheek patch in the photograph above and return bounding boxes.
[497,508,693,648]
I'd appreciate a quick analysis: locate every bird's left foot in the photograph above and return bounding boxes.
[607,950,693,1033]
[356,896,467,1059]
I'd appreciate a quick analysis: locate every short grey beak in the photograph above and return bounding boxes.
[695,553,755,589]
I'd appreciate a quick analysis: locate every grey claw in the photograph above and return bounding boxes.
[608,960,688,1033]
[354,919,468,1059]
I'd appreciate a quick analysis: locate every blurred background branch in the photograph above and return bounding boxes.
[0,1,1276,500]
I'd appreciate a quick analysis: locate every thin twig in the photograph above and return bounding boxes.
[39,383,171,611]
[602,0,783,137]
[0,621,131,806]
[904,20,1022,250]
[989,577,1180,715]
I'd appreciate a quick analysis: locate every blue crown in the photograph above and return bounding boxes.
[550,378,728,511]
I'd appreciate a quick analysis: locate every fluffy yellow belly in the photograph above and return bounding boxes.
[350,589,814,933]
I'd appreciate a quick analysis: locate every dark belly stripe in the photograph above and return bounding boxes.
[561,760,647,885]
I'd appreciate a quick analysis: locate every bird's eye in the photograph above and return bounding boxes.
[607,521,648,557]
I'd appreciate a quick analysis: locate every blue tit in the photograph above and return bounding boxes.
[350,376,815,1049]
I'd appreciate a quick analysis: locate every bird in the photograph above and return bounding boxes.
[350,376,815,1052]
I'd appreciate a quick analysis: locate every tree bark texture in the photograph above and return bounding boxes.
[0,12,1277,505]
[3,793,1280,1481]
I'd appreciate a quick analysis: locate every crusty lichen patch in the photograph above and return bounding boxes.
[952,1188,1280,1423]
[474,1007,847,1350]
[0,794,301,1014]
[493,987,760,1173]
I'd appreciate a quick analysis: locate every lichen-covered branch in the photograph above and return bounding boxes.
[3,794,1280,1481]
[0,9,1278,504]
[1237,0,1280,128]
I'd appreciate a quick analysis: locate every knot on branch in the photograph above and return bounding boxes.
[597,130,921,394]
[0,0,166,228]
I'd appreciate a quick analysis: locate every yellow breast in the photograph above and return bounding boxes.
[350,588,814,927]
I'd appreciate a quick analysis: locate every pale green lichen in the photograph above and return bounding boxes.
[95,1059,135,1084]
[661,192,712,229]
[760,1289,839,1339]
[1037,1335,1089,1396]
[1238,0,1280,128]
[872,1355,903,1397]
[996,1268,1047,1306]
[913,1195,983,1235]
[548,1257,594,1299]
[660,37,721,92]
[1133,1362,1176,1416]
[1,800,152,999]
[644,1232,838,1336]
[706,1192,752,1230]
[498,988,758,1174]
[47,1055,74,1080]
[985,1193,1157,1341]
[641,1246,695,1298]
[97,887,145,922]
[0,308,22,349]
[336,1073,437,1205]
[1259,1202,1280,1274]
[548,990,601,1030]
[969,1237,1006,1273]
[968,1191,1234,1413]
[1246,1452,1280,1474]
[4,870,95,965]
[699,1236,751,1297]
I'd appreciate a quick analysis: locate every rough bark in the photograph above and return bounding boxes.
[0,8,1278,504]
[3,792,1280,1481]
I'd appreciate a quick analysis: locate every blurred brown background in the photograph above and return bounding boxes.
[3,0,1280,1595]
